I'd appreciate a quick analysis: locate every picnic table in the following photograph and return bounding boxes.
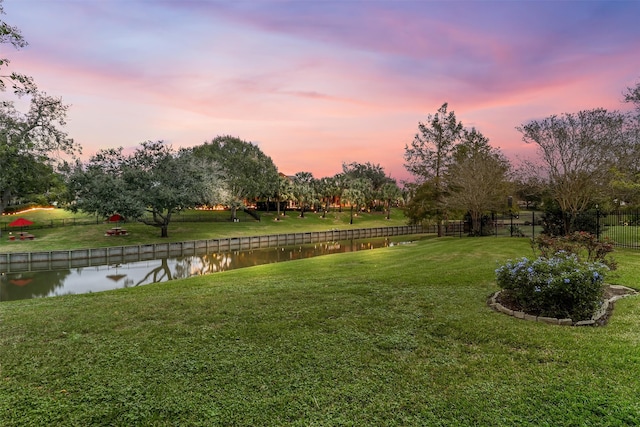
[8,232,35,241]
[105,227,128,236]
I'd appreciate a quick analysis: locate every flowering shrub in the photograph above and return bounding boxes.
[532,232,616,269]
[495,253,608,321]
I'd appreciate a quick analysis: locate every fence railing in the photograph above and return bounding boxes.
[0,225,424,272]
[5,208,638,249]
[423,211,544,239]
[437,209,640,249]
[598,208,640,249]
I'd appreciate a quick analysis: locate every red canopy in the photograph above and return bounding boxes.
[108,214,124,222]
[8,217,34,227]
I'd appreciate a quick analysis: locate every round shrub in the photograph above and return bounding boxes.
[495,253,608,321]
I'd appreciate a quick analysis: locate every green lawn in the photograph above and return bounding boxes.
[601,225,640,247]
[1,237,639,426]
[0,208,408,253]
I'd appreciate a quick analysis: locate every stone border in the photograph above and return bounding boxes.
[488,285,638,326]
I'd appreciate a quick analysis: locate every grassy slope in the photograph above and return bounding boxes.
[1,237,639,426]
[0,209,407,253]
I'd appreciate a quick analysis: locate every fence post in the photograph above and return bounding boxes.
[596,205,600,241]
[532,211,535,238]
[509,212,513,237]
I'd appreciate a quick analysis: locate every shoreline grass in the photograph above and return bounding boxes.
[1,237,639,425]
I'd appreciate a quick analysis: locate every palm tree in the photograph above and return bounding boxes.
[380,182,402,219]
[316,176,338,218]
[275,174,294,218]
[342,185,365,225]
[292,172,316,218]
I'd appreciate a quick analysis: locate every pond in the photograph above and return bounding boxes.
[0,236,422,302]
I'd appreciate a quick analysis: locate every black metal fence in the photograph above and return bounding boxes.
[430,211,544,239]
[5,207,639,249]
[598,208,640,249]
[435,209,640,249]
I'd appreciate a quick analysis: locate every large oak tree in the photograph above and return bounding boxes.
[67,141,217,237]
[193,136,279,221]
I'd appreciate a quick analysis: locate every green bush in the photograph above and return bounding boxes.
[540,200,600,236]
[495,253,608,321]
[532,231,616,269]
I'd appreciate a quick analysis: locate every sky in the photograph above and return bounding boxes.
[4,0,640,182]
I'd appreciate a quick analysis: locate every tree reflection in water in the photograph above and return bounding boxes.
[1,270,72,301]
[1,237,418,301]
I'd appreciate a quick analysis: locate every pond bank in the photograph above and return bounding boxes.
[0,225,424,273]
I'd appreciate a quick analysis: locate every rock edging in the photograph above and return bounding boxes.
[488,285,638,326]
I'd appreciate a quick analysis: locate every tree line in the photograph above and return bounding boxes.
[64,137,403,237]
[402,88,640,237]
[403,103,511,236]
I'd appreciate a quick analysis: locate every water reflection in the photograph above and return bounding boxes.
[0,238,416,301]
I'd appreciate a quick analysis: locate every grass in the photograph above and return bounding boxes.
[0,208,408,253]
[601,225,640,247]
[1,237,639,426]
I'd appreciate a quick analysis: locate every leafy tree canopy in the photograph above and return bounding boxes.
[404,102,463,186]
[0,2,79,218]
[0,0,34,94]
[67,141,217,237]
[403,103,463,235]
[517,108,626,233]
[447,128,511,235]
[342,161,393,191]
[624,81,640,110]
[193,135,279,220]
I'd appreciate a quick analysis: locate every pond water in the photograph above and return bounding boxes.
[0,237,420,302]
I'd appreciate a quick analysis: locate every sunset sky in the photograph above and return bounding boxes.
[5,0,640,182]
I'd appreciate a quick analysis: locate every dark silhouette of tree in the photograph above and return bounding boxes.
[404,103,463,236]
